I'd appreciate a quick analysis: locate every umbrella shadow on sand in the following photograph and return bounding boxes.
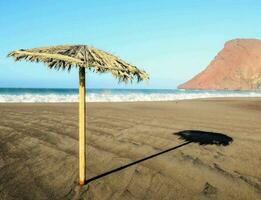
[85,130,233,184]
[175,130,233,146]
[68,130,233,199]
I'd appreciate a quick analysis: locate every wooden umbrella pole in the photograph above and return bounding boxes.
[79,67,86,185]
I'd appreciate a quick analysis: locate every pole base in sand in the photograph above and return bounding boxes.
[79,180,85,186]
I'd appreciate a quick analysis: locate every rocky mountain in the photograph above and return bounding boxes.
[178,39,261,90]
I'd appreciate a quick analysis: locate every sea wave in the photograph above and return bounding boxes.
[1,90,261,102]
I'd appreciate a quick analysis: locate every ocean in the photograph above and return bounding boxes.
[0,88,261,103]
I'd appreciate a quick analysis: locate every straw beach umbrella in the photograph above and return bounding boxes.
[8,45,149,185]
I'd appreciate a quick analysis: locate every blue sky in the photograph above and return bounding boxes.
[0,0,260,89]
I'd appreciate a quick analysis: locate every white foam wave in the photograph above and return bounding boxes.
[1,91,261,103]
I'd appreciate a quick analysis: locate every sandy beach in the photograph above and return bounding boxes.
[0,98,260,200]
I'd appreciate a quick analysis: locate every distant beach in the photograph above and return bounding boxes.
[1,88,261,102]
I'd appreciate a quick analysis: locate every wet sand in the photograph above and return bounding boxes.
[0,98,261,200]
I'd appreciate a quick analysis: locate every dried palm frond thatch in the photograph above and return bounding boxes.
[8,45,149,82]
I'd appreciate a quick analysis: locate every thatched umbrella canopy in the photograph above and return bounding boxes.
[8,45,148,82]
[8,45,149,186]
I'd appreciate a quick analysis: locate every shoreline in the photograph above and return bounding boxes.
[1,96,261,104]
[1,89,261,103]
